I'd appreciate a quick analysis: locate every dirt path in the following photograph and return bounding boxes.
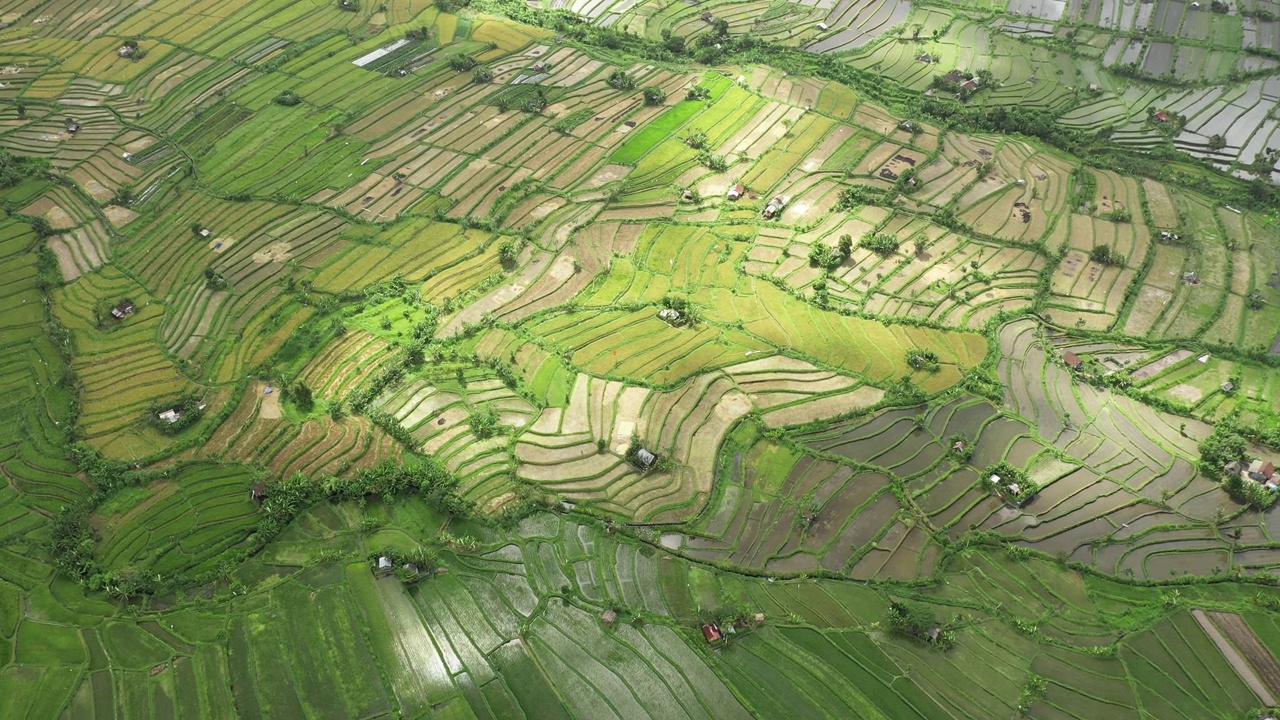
[1192,609,1276,706]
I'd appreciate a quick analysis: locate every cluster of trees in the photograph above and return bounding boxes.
[1198,423,1277,509]
[607,70,636,90]
[660,294,695,325]
[0,149,48,189]
[498,237,523,266]
[467,404,505,439]
[273,91,302,106]
[982,461,1039,505]
[906,349,941,373]
[696,151,728,171]
[203,266,229,290]
[860,233,900,256]
[808,235,852,269]
[837,184,878,210]
[1088,244,1124,266]
[146,393,205,435]
[449,54,477,72]
[884,601,954,650]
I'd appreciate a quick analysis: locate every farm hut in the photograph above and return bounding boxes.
[199,228,211,238]
[377,556,393,572]
[918,53,934,63]
[817,22,829,30]
[111,300,136,319]
[701,12,714,22]
[1153,111,1171,123]
[763,197,786,219]
[118,45,135,58]
[1182,271,1199,284]
[634,448,656,469]
[158,409,181,424]
[944,70,965,84]
[122,152,133,161]
[1221,381,1235,393]
[65,120,80,133]
[1198,354,1210,363]
[702,623,723,643]
[1062,351,1083,370]
[251,482,267,505]
[658,308,681,322]
[1224,460,1243,476]
[988,474,1001,485]
[727,183,745,200]
[1248,460,1275,482]
[952,440,967,452]
[962,79,978,92]
[601,609,618,627]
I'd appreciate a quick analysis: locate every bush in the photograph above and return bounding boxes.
[472,67,493,84]
[273,91,301,106]
[337,0,358,10]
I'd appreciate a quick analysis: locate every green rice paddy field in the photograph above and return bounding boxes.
[1,0,1279,716]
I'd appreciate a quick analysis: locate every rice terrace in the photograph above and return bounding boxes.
[3,0,1280,717]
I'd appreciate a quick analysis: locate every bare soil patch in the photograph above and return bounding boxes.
[1132,349,1193,380]
[252,241,291,264]
[102,205,139,227]
[258,384,282,419]
[1167,384,1203,404]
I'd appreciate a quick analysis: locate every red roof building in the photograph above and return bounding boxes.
[1063,351,1083,369]
[1153,111,1170,122]
[702,623,723,642]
